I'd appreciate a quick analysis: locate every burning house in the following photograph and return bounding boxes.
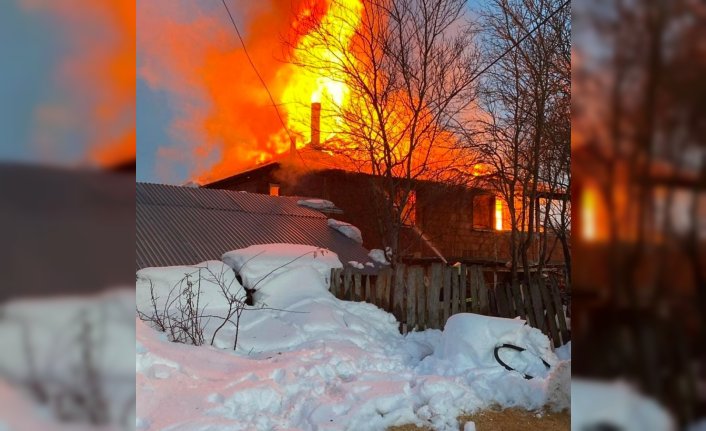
[203,102,567,271]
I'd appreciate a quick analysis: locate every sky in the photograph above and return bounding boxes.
[0,1,63,163]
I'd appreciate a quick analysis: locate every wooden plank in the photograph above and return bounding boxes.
[521,283,537,327]
[476,268,489,314]
[330,268,340,298]
[494,283,510,317]
[528,280,545,332]
[343,270,352,301]
[416,267,427,330]
[427,263,443,329]
[549,277,570,343]
[510,280,525,319]
[504,282,515,316]
[405,266,417,330]
[459,265,468,313]
[364,275,372,303]
[451,267,460,316]
[375,272,385,308]
[379,269,392,311]
[442,267,452,324]
[353,273,362,301]
[538,277,561,347]
[470,266,480,313]
[393,264,406,322]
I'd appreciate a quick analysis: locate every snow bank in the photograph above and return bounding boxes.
[369,249,389,265]
[417,313,568,410]
[136,261,246,349]
[136,260,245,313]
[297,198,336,210]
[0,289,135,429]
[221,244,342,290]
[138,288,571,430]
[572,379,675,431]
[435,314,555,378]
[252,265,334,307]
[327,218,363,244]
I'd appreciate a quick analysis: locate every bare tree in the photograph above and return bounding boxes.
[475,0,570,285]
[288,0,480,264]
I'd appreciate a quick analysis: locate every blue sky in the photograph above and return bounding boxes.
[0,1,60,163]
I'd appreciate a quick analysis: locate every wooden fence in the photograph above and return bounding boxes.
[330,263,570,347]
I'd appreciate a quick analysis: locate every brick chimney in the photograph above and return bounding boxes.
[311,102,321,147]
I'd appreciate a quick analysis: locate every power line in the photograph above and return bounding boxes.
[470,0,570,83]
[220,0,310,168]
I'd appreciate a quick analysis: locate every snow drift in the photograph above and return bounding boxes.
[221,243,342,290]
[136,256,570,431]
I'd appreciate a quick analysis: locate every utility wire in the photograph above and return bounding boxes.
[470,0,570,82]
[220,0,310,168]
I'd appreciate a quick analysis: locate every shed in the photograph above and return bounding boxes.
[136,183,379,273]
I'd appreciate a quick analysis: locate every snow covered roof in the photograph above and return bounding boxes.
[136,183,377,272]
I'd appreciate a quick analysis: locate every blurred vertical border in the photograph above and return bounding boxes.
[572,0,706,426]
[0,0,135,429]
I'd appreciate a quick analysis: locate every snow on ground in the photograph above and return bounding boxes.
[222,244,342,290]
[298,198,337,210]
[327,219,363,244]
[571,379,675,431]
[136,259,570,431]
[0,288,135,430]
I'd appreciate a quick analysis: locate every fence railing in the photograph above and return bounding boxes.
[330,263,570,347]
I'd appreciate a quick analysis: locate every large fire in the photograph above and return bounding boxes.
[280,0,362,145]
[137,0,473,183]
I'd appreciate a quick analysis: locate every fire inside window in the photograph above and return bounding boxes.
[581,186,598,241]
[269,184,280,196]
[495,197,504,231]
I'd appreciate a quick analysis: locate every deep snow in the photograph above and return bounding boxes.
[0,288,135,430]
[136,252,570,431]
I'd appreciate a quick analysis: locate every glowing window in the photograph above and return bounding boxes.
[269,184,280,196]
[495,197,504,231]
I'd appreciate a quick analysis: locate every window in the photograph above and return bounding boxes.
[472,194,493,230]
[495,197,504,231]
[269,183,280,196]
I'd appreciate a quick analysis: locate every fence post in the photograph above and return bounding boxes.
[393,264,406,323]
[459,265,468,313]
[442,266,452,324]
[549,277,570,344]
[405,266,417,330]
[451,266,460,316]
[494,282,510,317]
[528,279,545,332]
[330,268,341,298]
[354,273,362,301]
[538,277,561,347]
[417,266,427,330]
[343,270,352,301]
[510,280,525,319]
[427,263,443,329]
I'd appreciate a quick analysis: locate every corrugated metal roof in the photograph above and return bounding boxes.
[136,183,377,272]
